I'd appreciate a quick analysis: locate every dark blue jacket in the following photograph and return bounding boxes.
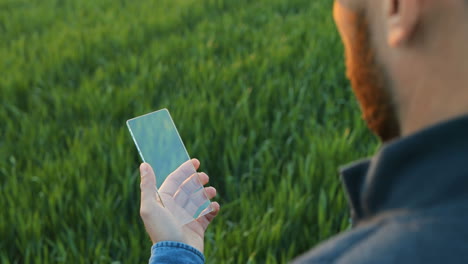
[293,115,468,263]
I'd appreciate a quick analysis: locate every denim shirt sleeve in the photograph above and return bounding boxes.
[149,241,205,264]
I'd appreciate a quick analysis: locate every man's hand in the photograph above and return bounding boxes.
[139,159,220,253]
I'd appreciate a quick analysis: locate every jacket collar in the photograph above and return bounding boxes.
[341,115,468,224]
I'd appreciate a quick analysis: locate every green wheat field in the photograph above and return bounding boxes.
[0,0,379,263]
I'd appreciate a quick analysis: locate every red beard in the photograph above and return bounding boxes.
[334,3,401,141]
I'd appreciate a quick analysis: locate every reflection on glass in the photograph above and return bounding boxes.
[127,109,212,225]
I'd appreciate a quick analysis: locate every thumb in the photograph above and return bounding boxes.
[140,163,157,203]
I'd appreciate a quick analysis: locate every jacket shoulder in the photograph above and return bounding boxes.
[292,210,468,264]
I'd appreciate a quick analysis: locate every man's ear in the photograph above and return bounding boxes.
[385,0,421,47]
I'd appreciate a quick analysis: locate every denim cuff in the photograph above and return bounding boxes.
[150,241,205,264]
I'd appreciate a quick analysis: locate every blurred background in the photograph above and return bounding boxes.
[0,0,378,263]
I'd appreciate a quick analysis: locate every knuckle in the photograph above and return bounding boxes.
[140,181,150,190]
[140,206,151,218]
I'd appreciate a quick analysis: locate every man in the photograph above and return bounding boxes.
[139,0,468,262]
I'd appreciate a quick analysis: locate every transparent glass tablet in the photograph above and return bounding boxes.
[127,109,212,225]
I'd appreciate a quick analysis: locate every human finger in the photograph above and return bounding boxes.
[197,172,209,186]
[197,202,220,230]
[174,186,215,209]
[140,163,158,204]
[177,172,209,196]
[191,158,200,170]
[203,186,216,200]
[160,160,198,195]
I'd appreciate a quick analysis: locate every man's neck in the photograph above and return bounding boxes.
[394,15,468,137]
[397,67,468,137]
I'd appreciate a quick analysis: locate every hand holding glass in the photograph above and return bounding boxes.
[127,109,214,225]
